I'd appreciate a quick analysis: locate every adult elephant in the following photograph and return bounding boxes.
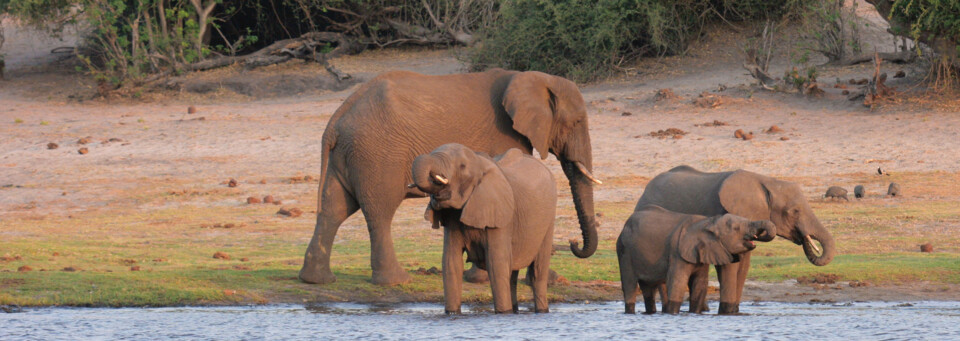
[635,165,836,314]
[299,69,601,285]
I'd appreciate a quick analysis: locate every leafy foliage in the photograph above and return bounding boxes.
[797,0,863,63]
[465,0,803,82]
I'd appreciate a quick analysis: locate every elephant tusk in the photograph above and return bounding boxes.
[805,235,822,254]
[407,183,417,189]
[575,162,602,185]
[433,174,449,185]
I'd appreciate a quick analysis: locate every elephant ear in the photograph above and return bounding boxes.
[679,216,735,265]
[460,160,515,229]
[502,72,556,160]
[718,170,771,221]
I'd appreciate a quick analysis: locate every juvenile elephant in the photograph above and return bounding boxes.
[635,165,836,314]
[617,205,775,314]
[412,144,557,314]
[300,69,600,286]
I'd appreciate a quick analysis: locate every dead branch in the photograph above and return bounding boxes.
[850,51,895,106]
[827,50,916,66]
[743,63,777,90]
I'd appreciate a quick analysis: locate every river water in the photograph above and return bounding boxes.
[3,301,960,340]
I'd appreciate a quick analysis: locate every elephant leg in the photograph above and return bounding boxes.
[360,196,412,286]
[510,270,519,313]
[734,252,751,305]
[485,229,513,314]
[641,285,657,314]
[687,268,708,314]
[617,250,638,314]
[530,256,550,312]
[299,177,359,284]
[716,263,741,315]
[442,230,465,314]
[657,283,666,311]
[663,264,690,314]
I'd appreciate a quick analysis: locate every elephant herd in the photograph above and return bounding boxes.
[295,69,836,315]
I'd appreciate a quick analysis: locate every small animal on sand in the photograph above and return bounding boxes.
[887,183,900,197]
[824,186,849,201]
[854,185,865,199]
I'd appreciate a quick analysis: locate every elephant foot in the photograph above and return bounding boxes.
[624,303,636,314]
[718,302,740,315]
[371,268,412,286]
[463,266,489,284]
[445,309,462,315]
[535,307,549,313]
[662,301,682,314]
[494,309,515,314]
[298,266,337,285]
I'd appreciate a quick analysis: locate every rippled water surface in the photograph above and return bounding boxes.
[4,301,960,340]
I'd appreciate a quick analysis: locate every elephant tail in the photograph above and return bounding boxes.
[316,123,339,213]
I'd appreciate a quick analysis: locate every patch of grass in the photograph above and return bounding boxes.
[14,118,23,124]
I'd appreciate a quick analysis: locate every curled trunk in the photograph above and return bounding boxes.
[412,154,442,193]
[801,216,836,266]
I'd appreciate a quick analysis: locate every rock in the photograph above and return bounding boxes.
[47,143,58,150]
[188,106,197,114]
[213,252,230,260]
[17,265,32,272]
[78,137,91,145]
[223,223,236,229]
[765,125,783,133]
[649,128,687,139]
[920,243,933,253]
[62,267,77,272]
[247,196,261,204]
[273,200,283,205]
[694,120,727,127]
[259,179,267,184]
[240,257,249,262]
[277,207,303,218]
[263,195,275,204]
[780,137,790,141]
[78,147,89,155]
[734,129,744,139]
[414,266,441,275]
[848,280,869,287]
[228,179,239,187]
[887,182,900,197]
[1,304,23,313]
[692,92,722,108]
[854,185,865,198]
[130,266,141,271]
[894,70,905,78]
[841,90,850,95]
[734,129,753,140]
[621,112,633,116]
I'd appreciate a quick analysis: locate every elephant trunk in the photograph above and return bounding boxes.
[561,158,599,259]
[801,216,836,266]
[752,221,776,242]
[412,154,443,194]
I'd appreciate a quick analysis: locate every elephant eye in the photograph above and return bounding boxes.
[460,164,466,170]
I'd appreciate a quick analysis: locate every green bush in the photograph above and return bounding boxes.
[466,0,802,82]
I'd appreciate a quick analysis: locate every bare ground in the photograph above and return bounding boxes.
[2,13,959,305]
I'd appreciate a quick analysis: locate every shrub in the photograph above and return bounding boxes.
[465,0,803,82]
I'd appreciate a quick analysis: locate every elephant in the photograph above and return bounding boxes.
[412,144,557,314]
[634,165,836,314]
[854,185,865,199]
[617,205,776,314]
[298,69,600,285]
[825,186,849,201]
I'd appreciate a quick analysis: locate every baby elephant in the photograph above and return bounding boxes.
[617,205,775,314]
[411,144,557,314]
[825,186,849,201]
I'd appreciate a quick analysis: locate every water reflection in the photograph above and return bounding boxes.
[3,301,960,340]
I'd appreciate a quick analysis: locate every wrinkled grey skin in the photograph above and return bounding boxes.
[888,182,901,197]
[299,69,599,286]
[825,186,849,201]
[413,144,557,314]
[617,206,775,314]
[634,165,836,314]
[854,185,865,199]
